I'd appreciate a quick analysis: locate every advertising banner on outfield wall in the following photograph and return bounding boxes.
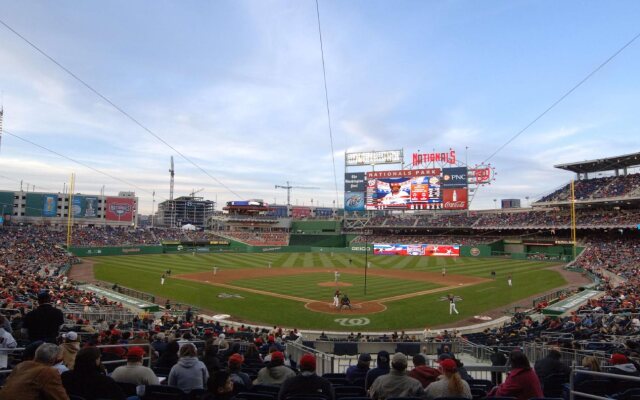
[105,197,135,221]
[344,192,365,211]
[374,243,460,256]
[72,196,99,218]
[344,172,366,191]
[42,194,58,217]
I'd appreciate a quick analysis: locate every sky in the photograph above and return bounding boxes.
[1,0,640,214]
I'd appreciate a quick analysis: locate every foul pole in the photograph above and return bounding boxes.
[66,173,75,248]
[570,179,577,260]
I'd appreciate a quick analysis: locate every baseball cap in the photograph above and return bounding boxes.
[228,353,244,366]
[440,358,457,372]
[391,352,408,365]
[63,331,78,341]
[271,351,285,362]
[358,353,371,363]
[299,354,316,371]
[610,353,629,365]
[127,347,145,358]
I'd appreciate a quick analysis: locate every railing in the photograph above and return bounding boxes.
[111,285,155,303]
[522,342,610,367]
[568,365,640,400]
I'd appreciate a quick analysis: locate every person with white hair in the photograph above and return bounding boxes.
[0,315,17,369]
[0,343,69,400]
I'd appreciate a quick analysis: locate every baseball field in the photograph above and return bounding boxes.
[89,252,569,331]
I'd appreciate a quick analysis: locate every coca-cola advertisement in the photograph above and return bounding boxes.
[442,188,468,210]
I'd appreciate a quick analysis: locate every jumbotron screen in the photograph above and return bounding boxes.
[365,167,468,210]
[374,243,460,257]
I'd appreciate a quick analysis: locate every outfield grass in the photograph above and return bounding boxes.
[91,253,566,331]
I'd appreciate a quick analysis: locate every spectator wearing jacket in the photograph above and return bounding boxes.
[409,354,441,388]
[424,358,471,400]
[278,354,334,400]
[488,351,543,400]
[254,351,296,385]
[369,352,423,400]
[111,346,159,386]
[61,346,125,400]
[366,351,391,390]
[0,343,69,400]
[168,342,209,392]
[22,291,64,343]
[346,353,371,385]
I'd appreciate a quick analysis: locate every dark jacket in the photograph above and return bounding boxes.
[278,372,335,400]
[366,351,391,390]
[23,303,64,343]
[61,368,126,400]
[534,354,571,380]
[346,364,370,385]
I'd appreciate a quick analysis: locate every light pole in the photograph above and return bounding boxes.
[364,229,372,295]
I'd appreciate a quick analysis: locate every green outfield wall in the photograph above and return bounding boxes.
[69,246,164,256]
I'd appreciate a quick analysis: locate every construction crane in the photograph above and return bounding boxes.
[275,181,320,206]
[190,188,204,198]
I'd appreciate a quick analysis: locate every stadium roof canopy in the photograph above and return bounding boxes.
[554,151,640,173]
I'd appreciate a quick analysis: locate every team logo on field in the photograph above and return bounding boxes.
[109,203,132,216]
[334,318,370,326]
[217,293,244,299]
[470,247,481,256]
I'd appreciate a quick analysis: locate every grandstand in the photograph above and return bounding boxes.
[1,153,639,399]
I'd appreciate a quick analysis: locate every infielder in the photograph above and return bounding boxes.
[161,273,166,285]
[334,270,340,283]
[508,275,512,287]
[448,294,459,315]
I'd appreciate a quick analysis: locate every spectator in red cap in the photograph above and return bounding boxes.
[608,353,640,376]
[228,353,252,392]
[254,351,295,386]
[424,358,471,399]
[111,346,159,386]
[487,351,542,400]
[278,353,334,400]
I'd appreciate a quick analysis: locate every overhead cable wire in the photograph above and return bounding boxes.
[3,129,165,200]
[483,30,640,164]
[0,18,241,199]
[315,0,340,208]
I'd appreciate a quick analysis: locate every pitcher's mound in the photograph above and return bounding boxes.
[318,282,353,287]
[305,301,386,314]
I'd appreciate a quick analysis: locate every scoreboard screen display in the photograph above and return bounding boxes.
[365,168,468,210]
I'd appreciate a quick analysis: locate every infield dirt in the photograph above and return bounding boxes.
[176,268,489,315]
